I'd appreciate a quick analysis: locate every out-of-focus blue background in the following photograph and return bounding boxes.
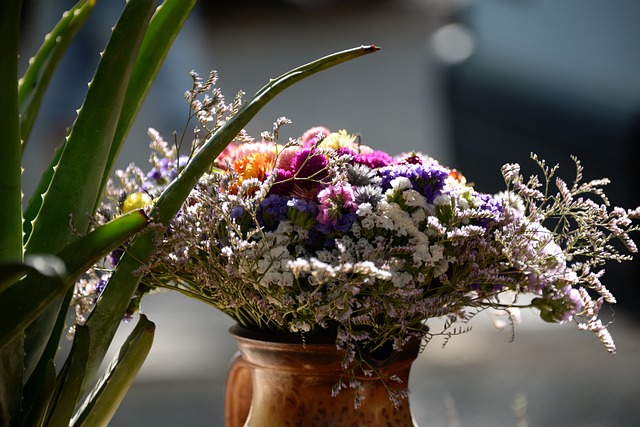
[19,0,640,425]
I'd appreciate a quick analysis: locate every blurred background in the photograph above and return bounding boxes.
[19,0,640,425]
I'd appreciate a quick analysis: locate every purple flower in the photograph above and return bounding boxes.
[379,163,449,203]
[95,278,107,295]
[258,194,291,230]
[312,183,359,245]
[109,248,123,267]
[287,198,319,229]
[146,158,170,182]
[230,205,246,222]
[473,193,504,227]
[561,286,583,321]
[288,198,318,215]
[269,149,329,199]
[143,155,189,190]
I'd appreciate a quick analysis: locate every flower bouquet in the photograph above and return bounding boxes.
[80,66,639,414]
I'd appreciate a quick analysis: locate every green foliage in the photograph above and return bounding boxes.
[0,0,377,424]
[0,1,195,425]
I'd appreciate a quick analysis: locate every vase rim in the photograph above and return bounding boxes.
[229,324,423,370]
[229,324,336,345]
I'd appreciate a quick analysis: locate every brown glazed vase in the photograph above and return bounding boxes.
[224,325,420,427]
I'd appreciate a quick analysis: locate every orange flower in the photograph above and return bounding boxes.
[231,151,276,193]
[448,169,466,184]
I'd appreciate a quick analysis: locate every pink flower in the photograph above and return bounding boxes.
[301,126,331,147]
[317,183,357,225]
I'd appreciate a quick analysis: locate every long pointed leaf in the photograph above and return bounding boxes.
[20,358,56,427]
[0,260,65,427]
[0,0,23,264]
[71,315,155,427]
[18,0,95,148]
[21,288,71,427]
[22,210,148,387]
[0,256,64,427]
[44,325,90,427]
[81,45,380,387]
[0,210,149,352]
[23,141,64,244]
[18,3,157,411]
[99,0,197,208]
[0,334,24,427]
[25,0,157,256]
[79,230,155,392]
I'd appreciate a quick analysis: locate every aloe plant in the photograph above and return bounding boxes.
[1,1,197,425]
[0,0,378,425]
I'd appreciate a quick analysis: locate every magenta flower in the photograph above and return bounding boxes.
[354,150,393,168]
[290,148,329,180]
[268,169,294,196]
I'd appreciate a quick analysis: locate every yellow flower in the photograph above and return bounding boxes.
[318,129,357,150]
[123,192,153,213]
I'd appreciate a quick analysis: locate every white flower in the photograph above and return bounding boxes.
[403,189,427,208]
[390,176,412,191]
[356,202,373,216]
[496,191,525,214]
[433,194,451,206]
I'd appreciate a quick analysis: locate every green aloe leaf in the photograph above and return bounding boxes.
[22,1,93,244]
[44,325,90,427]
[23,142,64,245]
[80,45,380,387]
[71,315,155,427]
[18,0,95,148]
[21,209,149,387]
[18,0,157,409]
[25,0,196,243]
[79,229,156,393]
[22,300,68,427]
[0,209,149,352]
[25,0,156,257]
[0,256,64,427]
[0,0,23,264]
[99,0,197,209]
[1,334,25,427]
[20,358,56,427]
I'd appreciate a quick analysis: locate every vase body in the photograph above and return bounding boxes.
[225,325,419,427]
